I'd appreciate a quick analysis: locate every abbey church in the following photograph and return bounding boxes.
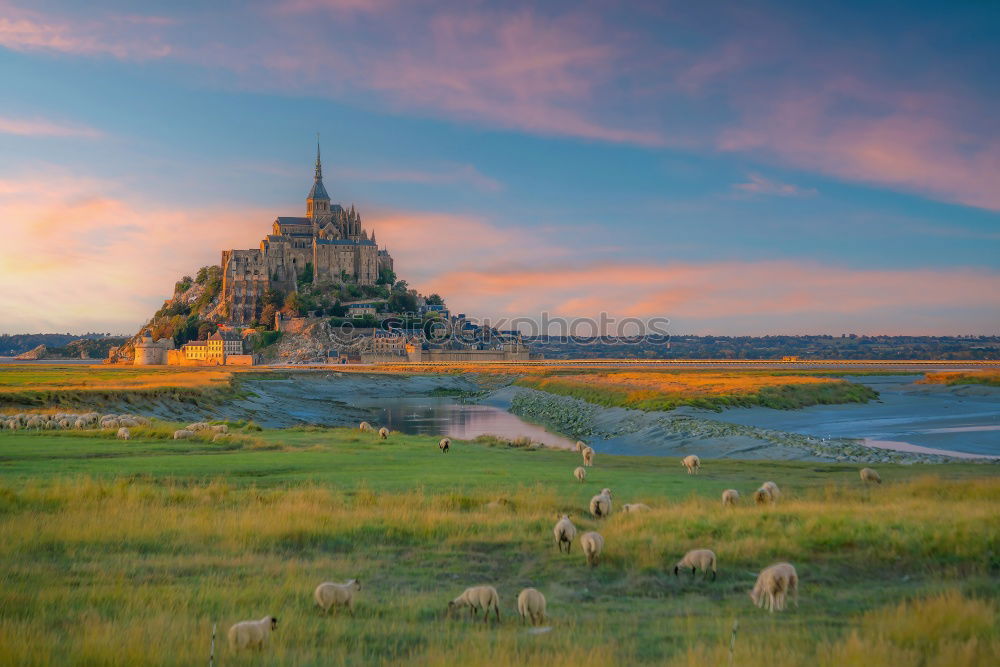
[221,146,394,324]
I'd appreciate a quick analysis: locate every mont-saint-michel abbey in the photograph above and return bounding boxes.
[222,146,394,325]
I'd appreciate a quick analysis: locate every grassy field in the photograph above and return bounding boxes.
[0,426,997,665]
[515,371,879,411]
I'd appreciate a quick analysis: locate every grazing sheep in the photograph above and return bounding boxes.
[118,418,138,428]
[753,487,773,505]
[173,429,195,440]
[722,489,740,507]
[210,424,228,434]
[186,422,209,432]
[57,418,72,429]
[750,562,799,612]
[582,446,595,467]
[573,466,586,483]
[860,468,882,485]
[25,416,43,429]
[359,421,373,432]
[44,419,58,430]
[575,440,586,453]
[622,503,651,513]
[682,454,701,474]
[517,588,547,626]
[116,427,131,441]
[762,481,781,500]
[553,515,577,553]
[438,437,451,453]
[448,586,500,624]
[580,531,604,567]
[589,489,613,519]
[378,427,389,440]
[133,416,151,426]
[674,549,717,581]
[74,417,87,429]
[100,418,120,430]
[227,615,278,651]
[212,433,229,442]
[314,579,362,614]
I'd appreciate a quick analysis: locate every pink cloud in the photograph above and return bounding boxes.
[361,10,664,146]
[719,78,1000,211]
[0,3,171,59]
[423,260,1000,334]
[0,171,267,333]
[733,173,816,198]
[0,115,102,138]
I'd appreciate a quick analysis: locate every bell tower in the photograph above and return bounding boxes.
[306,139,332,224]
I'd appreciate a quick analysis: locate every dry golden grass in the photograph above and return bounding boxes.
[919,370,1000,387]
[0,365,236,393]
[538,371,837,396]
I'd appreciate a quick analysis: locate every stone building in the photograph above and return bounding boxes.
[133,332,174,365]
[222,144,394,324]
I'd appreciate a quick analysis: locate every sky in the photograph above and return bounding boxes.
[0,0,998,336]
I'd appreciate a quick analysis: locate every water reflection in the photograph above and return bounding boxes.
[361,398,576,449]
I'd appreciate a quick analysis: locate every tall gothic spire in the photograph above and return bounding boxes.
[308,136,330,202]
[314,137,323,181]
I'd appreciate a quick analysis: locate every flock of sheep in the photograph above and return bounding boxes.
[224,426,878,651]
[0,411,149,432]
[3,410,884,652]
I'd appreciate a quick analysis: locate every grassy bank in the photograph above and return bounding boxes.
[919,370,1000,387]
[0,428,997,665]
[0,365,243,409]
[515,372,879,412]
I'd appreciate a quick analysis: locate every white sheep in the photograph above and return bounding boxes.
[212,433,229,442]
[359,421,373,432]
[722,489,740,507]
[580,531,604,567]
[438,437,451,453]
[100,418,120,430]
[227,615,278,651]
[517,588,546,626]
[378,427,389,440]
[860,468,881,485]
[133,416,151,426]
[575,440,586,453]
[582,446,595,467]
[314,579,362,614]
[589,488,613,518]
[762,481,780,500]
[674,548,717,580]
[573,466,586,482]
[73,417,87,429]
[210,424,228,434]
[553,514,577,553]
[118,418,138,428]
[186,422,209,431]
[116,427,131,440]
[25,416,43,429]
[173,429,195,440]
[57,418,72,429]
[622,503,651,513]
[448,585,500,624]
[753,487,773,505]
[750,562,798,612]
[682,454,701,474]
